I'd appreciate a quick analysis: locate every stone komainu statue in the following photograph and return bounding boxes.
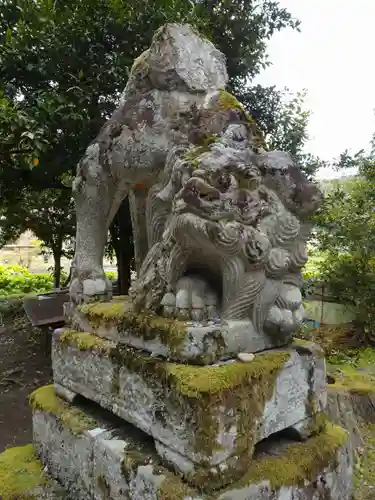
[70,23,322,344]
[37,24,352,500]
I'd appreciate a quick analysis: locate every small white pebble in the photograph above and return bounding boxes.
[237,352,255,363]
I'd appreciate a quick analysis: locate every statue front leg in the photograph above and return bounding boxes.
[70,143,127,304]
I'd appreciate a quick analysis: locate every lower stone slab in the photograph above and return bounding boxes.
[31,386,353,500]
[51,329,327,489]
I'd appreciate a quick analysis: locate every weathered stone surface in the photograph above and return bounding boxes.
[126,23,228,95]
[65,298,295,364]
[51,330,327,488]
[70,23,233,305]
[31,388,353,499]
[70,22,321,353]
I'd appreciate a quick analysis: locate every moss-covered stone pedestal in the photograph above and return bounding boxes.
[64,298,291,364]
[30,385,353,500]
[21,299,353,499]
[51,328,327,488]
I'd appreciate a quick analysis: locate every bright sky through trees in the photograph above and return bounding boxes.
[255,0,375,178]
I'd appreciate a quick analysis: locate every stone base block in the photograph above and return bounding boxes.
[65,298,291,365]
[31,386,353,500]
[52,329,327,488]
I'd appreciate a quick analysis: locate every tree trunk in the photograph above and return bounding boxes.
[63,265,72,289]
[109,198,134,296]
[52,250,62,288]
[63,241,75,288]
[52,238,63,289]
[117,245,132,295]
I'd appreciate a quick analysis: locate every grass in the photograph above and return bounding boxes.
[354,424,375,499]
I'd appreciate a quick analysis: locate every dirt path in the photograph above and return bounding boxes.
[0,318,52,452]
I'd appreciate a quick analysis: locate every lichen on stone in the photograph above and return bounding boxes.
[130,49,150,76]
[29,385,97,435]
[234,423,347,490]
[183,134,217,167]
[0,444,48,500]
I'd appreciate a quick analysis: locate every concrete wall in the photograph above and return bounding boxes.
[304,300,356,326]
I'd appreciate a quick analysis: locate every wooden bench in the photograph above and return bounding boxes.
[23,290,70,353]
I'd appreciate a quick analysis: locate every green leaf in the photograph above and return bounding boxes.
[5,27,12,43]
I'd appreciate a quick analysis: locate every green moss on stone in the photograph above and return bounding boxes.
[234,423,347,490]
[60,330,112,355]
[306,411,329,437]
[165,352,289,398]
[0,445,48,500]
[79,299,188,356]
[218,90,243,111]
[29,385,97,435]
[292,338,324,358]
[184,145,209,165]
[157,475,197,500]
[217,90,267,150]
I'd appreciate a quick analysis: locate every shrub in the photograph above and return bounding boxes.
[0,265,117,297]
[0,265,117,328]
[314,157,375,341]
[105,271,116,281]
[318,253,375,342]
[301,252,324,299]
[0,265,54,296]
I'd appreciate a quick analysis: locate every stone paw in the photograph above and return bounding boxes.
[69,275,112,304]
[160,276,219,322]
[264,303,305,336]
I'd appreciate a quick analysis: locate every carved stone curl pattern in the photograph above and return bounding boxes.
[129,122,322,340]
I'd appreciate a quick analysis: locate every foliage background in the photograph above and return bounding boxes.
[0,0,323,293]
